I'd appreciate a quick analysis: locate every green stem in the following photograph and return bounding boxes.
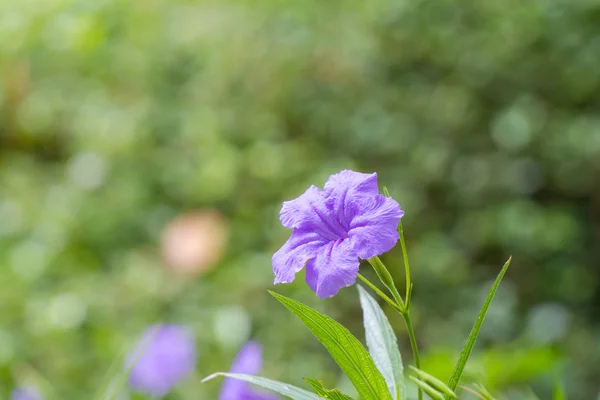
[402,310,423,400]
[398,221,412,306]
[357,273,403,313]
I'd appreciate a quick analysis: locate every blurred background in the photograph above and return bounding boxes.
[1,0,600,398]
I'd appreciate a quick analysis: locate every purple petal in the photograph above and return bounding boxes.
[230,341,263,375]
[324,170,379,197]
[279,185,323,229]
[272,229,327,285]
[348,194,404,259]
[273,169,402,298]
[246,391,281,400]
[219,341,264,400]
[305,238,360,298]
[128,324,196,397]
[323,171,380,230]
[10,387,42,400]
[279,186,347,240]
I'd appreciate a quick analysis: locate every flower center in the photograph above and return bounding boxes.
[309,203,349,241]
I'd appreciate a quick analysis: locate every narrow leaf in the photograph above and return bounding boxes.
[409,367,456,398]
[459,385,491,400]
[525,388,542,400]
[446,257,512,395]
[553,378,566,400]
[270,291,393,400]
[304,378,354,400]
[472,383,497,400]
[202,373,321,400]
[358,285,405,400]
[408,376,444,400]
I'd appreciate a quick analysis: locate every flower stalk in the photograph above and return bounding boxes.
[357,273,403,313]
[398,221,412,308]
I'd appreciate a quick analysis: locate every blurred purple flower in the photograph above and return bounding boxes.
[219,341,279,400]
[272,170,404,298]
[128,324,196,397]
[10,386,42,400]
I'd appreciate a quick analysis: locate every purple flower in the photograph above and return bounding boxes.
[273,170,404,298]
[128,324,196,397]
[219,341,279,400]
[10,386,42,400]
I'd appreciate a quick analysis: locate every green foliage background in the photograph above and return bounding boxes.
[1,0,599,398]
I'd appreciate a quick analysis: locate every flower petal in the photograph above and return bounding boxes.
[219,341,263,400]
[279,185,323,229]
[10,387,43,400]
[323,170,380,230]
[248,391,281,400]
[128,324,196,397]
[324,170,379,196]
[230,341,263,375]
[272,229,327,284]
[279,185,348,240]
[348,194,404,259]
[305,238,360,298]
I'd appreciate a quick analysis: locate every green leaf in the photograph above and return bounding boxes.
[202,373,321,400]
[270,291,393,400]
[357,285,405,400]
[408,376,444,400]
[446,257,512,395]
[459,384,496,400]
[524,387,542,400]
[474,383,498,400]
[304,378,354,400]
[553,378,566,400]
[408,366,456,399]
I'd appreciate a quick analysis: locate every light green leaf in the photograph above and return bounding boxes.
[408,367,456,399]
[357,285,405,400]
[525,387,542,400]
[270,291,393,400]
[553,378,566,400]
[409,376,444,400]
[472,383,497,400]
[304,378,354,400]
[202,372,321,400]
[446,257,512,396]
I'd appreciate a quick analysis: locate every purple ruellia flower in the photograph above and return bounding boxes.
[10,386,42,400]
[273,170,404,298]
[219,341,279,400]
[128,324,196,397]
